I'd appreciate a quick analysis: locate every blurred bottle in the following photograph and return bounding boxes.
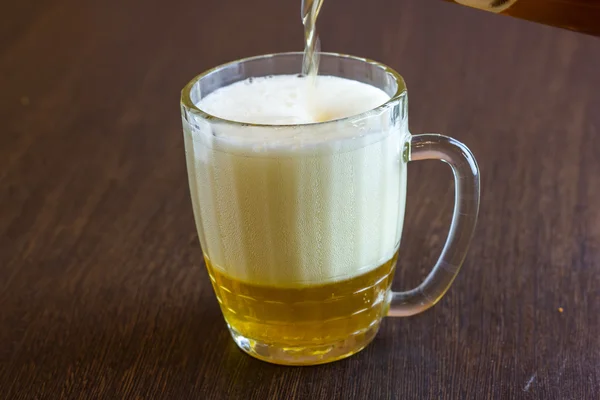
[445,0,600,36]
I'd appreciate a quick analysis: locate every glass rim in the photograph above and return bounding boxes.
[180,52,407,129]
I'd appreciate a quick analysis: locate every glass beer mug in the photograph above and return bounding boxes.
[180,53,480,365]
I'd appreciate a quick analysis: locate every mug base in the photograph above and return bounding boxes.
[227,322,380,366]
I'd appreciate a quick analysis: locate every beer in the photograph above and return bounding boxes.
[301,0,324,78]
[447,0,600,36]
[187,74,405,364]
[206,252,398,363]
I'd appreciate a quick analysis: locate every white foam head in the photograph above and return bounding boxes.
[198,75,390,125]
[194,75,395,152]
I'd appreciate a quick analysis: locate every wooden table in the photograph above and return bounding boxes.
[1,0,599,398]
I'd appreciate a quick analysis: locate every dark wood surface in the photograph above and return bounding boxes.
[1,0,599,398]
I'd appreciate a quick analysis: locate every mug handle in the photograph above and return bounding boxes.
[387,134,480,317]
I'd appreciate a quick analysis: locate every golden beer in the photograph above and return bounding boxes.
[205,251,398,364]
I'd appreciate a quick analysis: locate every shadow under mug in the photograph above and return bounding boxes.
[181,52,480,366]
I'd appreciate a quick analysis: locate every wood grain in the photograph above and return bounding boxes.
[1,0,599,398]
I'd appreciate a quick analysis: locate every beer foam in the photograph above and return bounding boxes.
[186,75,406,286]
[198,75,390,125]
